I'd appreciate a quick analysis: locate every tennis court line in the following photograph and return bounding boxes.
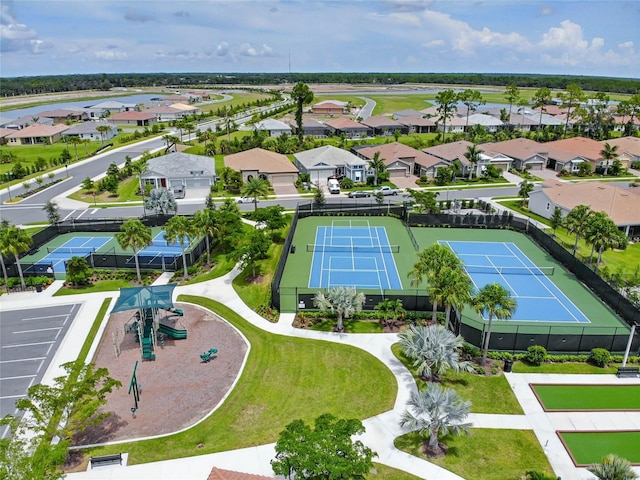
[505,243,586,323]
[485,254,518,295]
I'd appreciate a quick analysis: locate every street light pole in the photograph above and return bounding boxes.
[92,192,97,207]
[65,163,69,178]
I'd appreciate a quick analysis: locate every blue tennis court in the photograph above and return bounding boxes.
[440,241,590,323]
[128,231,190,265]
[308,220,402,290]
[33,236,112,273]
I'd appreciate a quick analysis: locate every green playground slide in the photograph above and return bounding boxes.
[158,323,187,339]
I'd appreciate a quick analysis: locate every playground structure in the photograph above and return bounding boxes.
[114,285,187,361]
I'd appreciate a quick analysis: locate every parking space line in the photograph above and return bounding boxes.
[0,357,46,363]
[21,314,70,321]
[1,375,36,381]
[3,341,54,348]
[0,394,28,400]
[13,327,62,334]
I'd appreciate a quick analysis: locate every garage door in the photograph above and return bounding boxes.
[311,169,335,185]
[271,174,296,186]
[388,168,408,177]
[185,178,211,189]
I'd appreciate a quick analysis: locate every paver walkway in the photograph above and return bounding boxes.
[2,264,639,479]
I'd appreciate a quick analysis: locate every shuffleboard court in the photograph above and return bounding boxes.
[559,431,640,465]
[440,240,590,323]
[308,220,402,290]
[532,384,640,411]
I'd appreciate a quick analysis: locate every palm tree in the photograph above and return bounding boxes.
[368,151,386,186]
[375,298,405,329]
[518,180,534,207]
[95,125,111,145]
[313,286,365,332]
[564,205,593,256]
[437,267,474,330]
[588,454,638,480]
[472,283,517,365]
[144,188,177,217]
[600,142,619,176]
[164,215,197,279]
[400,383,472,457]
[0,225,32,288]
[398,324,474,381]
[66,135,82,162]
[116,219,152,283]
[193,208,218,267]
[408,244,462,322]
[584,212,628,272]
[241,177,270,210]
[465,144,483,180]
[0,220,11,291]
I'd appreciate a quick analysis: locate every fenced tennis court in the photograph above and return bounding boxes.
[308,220,402,290]
[440,240,590,323]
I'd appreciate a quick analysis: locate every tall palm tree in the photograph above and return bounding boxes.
[368,151,386,186]
[398,324,474,381]
[116,219,152,283]
[584,212,628,272]
[400,383,472,457]
[588,454,638,480]
[600,142,619,176]
[438,267,475,330]
[408,244,461,322]
[193,208,218,267]
[0,220,11,291]
[564,205,594,256]
[465,144,483,180]
[471,282,517,366]
[313,286,365,332]
[66,135,82,162]
[0,225,33,288]
[95,125,111,145]
[518,180,534,207]
[164,215,197,279]
[241,177,270,210]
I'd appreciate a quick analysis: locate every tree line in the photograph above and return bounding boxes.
[2,72,639,97]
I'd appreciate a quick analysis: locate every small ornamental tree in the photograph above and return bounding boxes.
[271,414,376,479]
[66,256,92,286]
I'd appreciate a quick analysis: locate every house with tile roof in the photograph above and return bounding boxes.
[311,101,346,115]
[481,138,548,170]
[353,142,436,178]
[143,105,190,122]
[140,152,216,193]
[294,145,368,184]
[224,148,299,186]
[529,181,640,236]
[0,128,14,145]
[395,115,437,134]
[6,123,69,146]
[359,115,408,136]
[61,121,118,142]
[170,103,200,115]
[253,119,292,138]
[109,111,157,127]
[544,136,606,172]
[38,108,88,124]
[207,467,275,480]
[600,136,640,168]
[324,117,370,138]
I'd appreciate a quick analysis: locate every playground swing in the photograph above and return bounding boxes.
[200,348,218,363]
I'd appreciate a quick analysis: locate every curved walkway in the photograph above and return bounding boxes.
[4,266,639,479]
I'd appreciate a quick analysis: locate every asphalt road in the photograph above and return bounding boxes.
[0,303,81,438]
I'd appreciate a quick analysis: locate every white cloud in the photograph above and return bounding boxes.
[0,4,43,53]
[216,41,229,57]
[619,41,634,49]
[238,43,257,57]
[94,50,128,60]
[423,39,444,47]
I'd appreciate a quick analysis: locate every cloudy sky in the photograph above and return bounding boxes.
[2,0,638,78]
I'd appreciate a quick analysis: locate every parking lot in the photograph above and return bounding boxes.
[0,303,80,438]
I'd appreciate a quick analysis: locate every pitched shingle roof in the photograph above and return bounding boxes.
[225,148,298,173]
[360,115,404,128]
[600,136,640,157]
[6,123,68,138]
[545,137,604,161]
[355,142,434,167]
[482,138,547,160]
[142,152,215,178]
[422,140,474,165]
[294,145,366,168]
[324,117,368,129]
[62,121,116,135]
[110,111,156,120]
[207,467,275,480]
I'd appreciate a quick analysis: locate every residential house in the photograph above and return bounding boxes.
[294,145,368,185]
[154,94,197,105]
[6,123,69,146]
[601,136,640,168]
[524,111,564,129]
[420,106,440,118]
[324,117,370,138]
[87,100,138,118]
[545,137,605,172]
[422,140,474,176]
[311,101,347,115]
[359,115,408,136]
[253,119,292,138]
[109,111,156,127]
[0,128,14,145]
[143,105,190,122]
[465,113,503,133]
[396,115,437,134]
[287,118,331,138]
[505,112,539,131]
[354,142,436,178]
[62,121,118,142]
[224,148,299,186]
[482,138,548,171]
[38,108,88,124]
[529,181,640,236]
[207,466,275,480]
[0,115,54,130]
[140,152,216,193]
[169,103,200,116]
[435,115,466,134]
[392,109,425,120]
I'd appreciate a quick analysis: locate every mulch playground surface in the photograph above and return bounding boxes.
[74,303,247,445]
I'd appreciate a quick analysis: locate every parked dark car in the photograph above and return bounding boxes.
[348,190,371,198]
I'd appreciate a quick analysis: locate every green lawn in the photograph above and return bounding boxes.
[54,280,132,295]
[532,384,640,410]
[84,296,397,465]
[198,92,274,113]
[391,344,523,414]
[395,429,554,480]
[512,362,618,374]
[560,431,640,465]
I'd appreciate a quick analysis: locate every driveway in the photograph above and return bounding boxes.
[390,175,419,190]
[273,183,298,196]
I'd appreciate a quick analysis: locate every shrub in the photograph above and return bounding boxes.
[340,177,354,189]
[525,345,547,366]
[589,348,611,367]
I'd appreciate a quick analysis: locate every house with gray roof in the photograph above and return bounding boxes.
[465,113,503,132]
[294,145,369,185]
[396,115,437,134]
[254,119,292,137]
[38,109,88,124]
[0,115,54,130]
[287,118,331,138]
[62,121,118,142]
[360,115,408,136]
[140,152,216,194]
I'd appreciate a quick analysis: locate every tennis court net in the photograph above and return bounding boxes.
[306,244,400,253]
[47,246,96,255]
[464,265,554,276]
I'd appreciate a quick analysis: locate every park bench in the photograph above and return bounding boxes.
[90,453,122,468]
[616,366,640,378]
[200,348,218,363]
